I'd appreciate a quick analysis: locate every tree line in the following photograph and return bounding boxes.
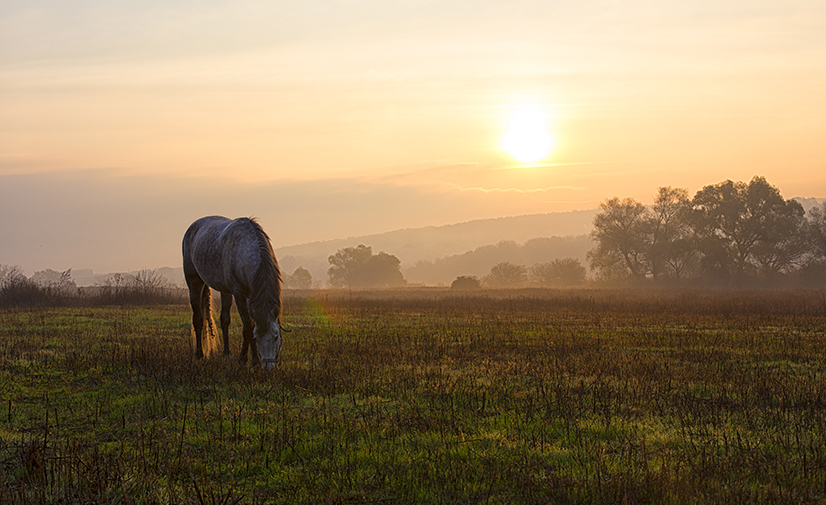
[283,245,406,289]
[313,175,824,289]
[7,174,822,299]
[405,236,591,285]
[450,257,587,290]
[588,175,826,286]
[0,266,183,307]
[281,243,589,290]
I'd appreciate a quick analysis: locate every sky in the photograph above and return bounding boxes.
[2,0,825,274]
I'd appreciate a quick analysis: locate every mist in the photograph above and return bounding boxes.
[0,169,598,275]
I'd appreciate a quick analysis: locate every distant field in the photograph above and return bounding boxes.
[1,289,825,504]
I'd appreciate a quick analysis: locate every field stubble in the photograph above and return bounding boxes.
[0,288,825,503]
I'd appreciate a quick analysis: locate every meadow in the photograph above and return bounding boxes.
[1,288,825,504]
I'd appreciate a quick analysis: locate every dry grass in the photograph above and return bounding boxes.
[0,288,825,503]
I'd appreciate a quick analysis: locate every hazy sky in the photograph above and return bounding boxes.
[2,0,825,273]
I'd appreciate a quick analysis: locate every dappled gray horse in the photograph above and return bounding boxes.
[182,216,287,369]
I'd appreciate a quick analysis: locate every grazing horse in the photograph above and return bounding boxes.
[182,216,287,369]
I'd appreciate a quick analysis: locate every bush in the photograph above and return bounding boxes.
[90,270,184,305]
[0,265,50,307]
[0,265,185,308]
[450,275,481,290]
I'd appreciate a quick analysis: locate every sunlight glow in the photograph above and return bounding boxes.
[501,105,557,163]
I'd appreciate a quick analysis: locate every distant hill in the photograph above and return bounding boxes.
[405,235,593,286]
[793,197,826,213]
[67,210,596,287]
[71,197,825,288]
[276,210,598,286]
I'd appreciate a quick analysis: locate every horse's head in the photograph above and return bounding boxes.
[254,319,285,370]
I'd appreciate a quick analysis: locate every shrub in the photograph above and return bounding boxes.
[450,275,481,290]
[0,265,49,307]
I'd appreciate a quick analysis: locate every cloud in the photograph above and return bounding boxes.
[449,184,580,194]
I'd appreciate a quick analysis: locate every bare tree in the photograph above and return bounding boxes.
[0,265,26,290]
[133,268,169,291]
[32,268,76,293]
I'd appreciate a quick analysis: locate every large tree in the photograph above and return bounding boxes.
[645,187,698,280]
[800,202,826,285]
[692,176,805,280]
[808,202,826,263]
[588,197,649,281]
[751,203,807,277]
[328,245,373,288]
[588,176,815,285]
[327,245,405,288]
[365,252,406,287]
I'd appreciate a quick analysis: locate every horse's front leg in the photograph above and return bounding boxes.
[235,297,258,365]
[220,292,233,356]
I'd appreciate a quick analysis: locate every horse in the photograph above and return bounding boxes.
[182,216,288,370]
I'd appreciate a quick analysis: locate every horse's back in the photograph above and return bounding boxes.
[184,216,231,245]
[183,216,264,293]
[184,216,228,266]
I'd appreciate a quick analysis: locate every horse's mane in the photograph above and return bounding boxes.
[245,217,282,328]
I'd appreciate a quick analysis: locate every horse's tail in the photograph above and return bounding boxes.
[195,286,221,357]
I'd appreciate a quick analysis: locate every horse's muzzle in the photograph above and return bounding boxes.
[261,359,278,371]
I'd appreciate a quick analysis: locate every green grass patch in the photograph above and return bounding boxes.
[0,290,825,503]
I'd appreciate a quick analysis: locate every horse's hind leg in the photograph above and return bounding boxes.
[187,277,206,359]
[199,284,215,358]
[220,292,233,356]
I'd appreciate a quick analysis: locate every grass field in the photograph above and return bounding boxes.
[1,288,826,504]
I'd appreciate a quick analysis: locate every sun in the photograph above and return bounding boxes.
[501,105,557,163]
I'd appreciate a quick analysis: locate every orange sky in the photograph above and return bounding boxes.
[1,0,825,273]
